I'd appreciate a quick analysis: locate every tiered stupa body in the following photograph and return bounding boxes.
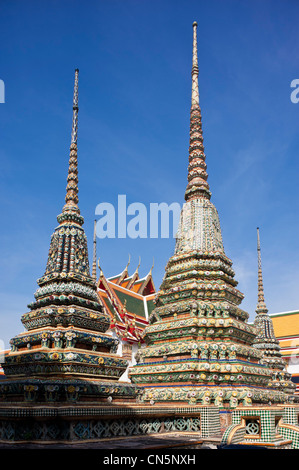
[1,70,137,404]
[129,23,293,407]
[252,228,295,397]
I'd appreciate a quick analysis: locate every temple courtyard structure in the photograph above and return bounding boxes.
[0,23,298,449]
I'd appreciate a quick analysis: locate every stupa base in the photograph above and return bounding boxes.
[0,402,220,442]
[138,384,293,407]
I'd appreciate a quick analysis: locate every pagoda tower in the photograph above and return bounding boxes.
[252,228,295,396]
[129,22,293,407]
[0,70,137,404]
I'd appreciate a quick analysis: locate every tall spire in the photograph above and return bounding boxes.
[130,23,280,406]
[92,219,97,280]
[256,227,268,314]
[71,68,79,145]
[1,67,133,402]
[176,22,225,255]
[57,68,83,226]
[130,21,296,406]
[253,228,293,383]
[185,21,211,202]
[43,69,90,279]
[191,21,199,106]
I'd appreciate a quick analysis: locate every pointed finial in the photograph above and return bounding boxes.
[117,254,131,285]
[191,21,199,106]
[127,256,141,289]
[257,226,261,255]
[256,227,268,314]
[92,219,97,280]
[58,69,84,225]
[136,256,141,273]
[97,258,103,277]
[253,228,287,366]
[185,22,211,202]
[149,257,154,275]
[125,254,131,272]
[71,68,79,144]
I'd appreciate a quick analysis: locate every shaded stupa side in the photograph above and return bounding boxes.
[1,70,137,403]
[252,228,295,394]
[129,22,294,406]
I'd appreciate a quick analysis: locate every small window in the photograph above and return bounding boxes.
[245,418,260,436]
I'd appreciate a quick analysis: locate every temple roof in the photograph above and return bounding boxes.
[97,260,155,343]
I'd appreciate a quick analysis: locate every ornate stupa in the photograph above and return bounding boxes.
[0,69,137,404]
[129,22,293,407]
[253,228,295,396]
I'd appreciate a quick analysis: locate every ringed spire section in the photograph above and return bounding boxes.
[185,21,211,202]
[58,68,84,227]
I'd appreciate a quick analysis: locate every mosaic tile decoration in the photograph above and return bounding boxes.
[129,23,295,408]
[283,405,299,425]
[0,23,298,447]
[0,416,202,441]
[221,406,299,448]
[221,423,246,445]
[0,405,215,442]
[0,69,140,407]
[278,423,299,449]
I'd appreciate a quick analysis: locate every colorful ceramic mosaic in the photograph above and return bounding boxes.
[0,23,298,446]
[0,69,133,403]
[1,402,292,447]
[0,405,214,441]
[129,22,295,407]
[221,406,299,448]
[252,228,295,395]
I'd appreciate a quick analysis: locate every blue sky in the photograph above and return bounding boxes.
[0,0,298,348]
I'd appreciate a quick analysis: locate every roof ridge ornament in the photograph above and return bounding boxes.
[136,256,141,273]
[127,257,141,289]
[122,254,131,277]
[149,257,154,276]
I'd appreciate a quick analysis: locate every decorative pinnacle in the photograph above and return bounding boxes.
[57,69,84,226]
[149,257,154,275]
[185,22,211,202]
[135,256,141,274]
[191,21,199,106]
[124,254,131,273]
[71,68,79,144]
[256,227,268,314]
[92,219,97,280]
